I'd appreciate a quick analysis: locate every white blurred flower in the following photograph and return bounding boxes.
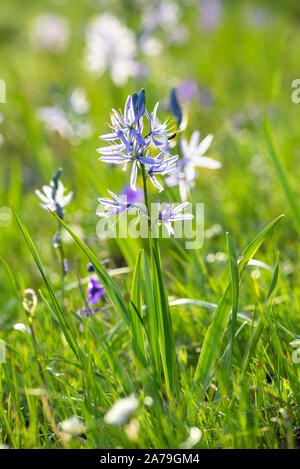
[36,180,73,212]
[84,14,137,86]
[37,106,73,139]
[140,1,188,45]
[124,418,140,442]
[37,97,91,142]
[142,0,180,31]
[59,416,86,441]
[104,394,138,426]
[165,131,221,200]
[13,323,31,334]
[180,426,202,449]
[144,396,154,406]
[140,36,163,57]
[70,88,90,115]
[30,14,70,52]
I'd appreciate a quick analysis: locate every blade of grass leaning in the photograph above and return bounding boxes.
[225,232,239,370]
[193,214,284,393]
[12,207,84,362]
[264,116,300,231]
[68,308,135,394]
[241,252,280,380]
[51,210,130,326]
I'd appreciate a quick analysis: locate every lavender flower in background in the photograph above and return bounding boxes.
[138,0,189,60]
[30,14,70,52]
[63,259,70,276]
[77,268,105,326]
[36,169,73,219]
[141,0,180,33]
[122,185,144,204]
[199,0,223,32]
[84,14,138,86]
[243,6,272,30]
[77,306,95,321]
[154,199,194,236]
[178,80,199,103]
[165,131,221,200]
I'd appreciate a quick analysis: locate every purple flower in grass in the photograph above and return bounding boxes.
[77,305,95,320]
[154,198,194,237]
[88,278,105,306]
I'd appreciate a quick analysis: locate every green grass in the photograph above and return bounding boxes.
[0,0,300,449]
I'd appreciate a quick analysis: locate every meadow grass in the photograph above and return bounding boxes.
[0,0,300,449]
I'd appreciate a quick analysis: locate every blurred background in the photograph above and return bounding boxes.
[1,0,300,314]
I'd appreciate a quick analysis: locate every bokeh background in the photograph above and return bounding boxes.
[1,0,300,331]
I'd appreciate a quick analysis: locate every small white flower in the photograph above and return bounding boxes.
[30,14,70,52]
[180,426,202,449]
[70,88,90,115]
[59,416,86,441]
[84,14,137,86]
[124,418,140,442]
[104,394,138,426]
[140,36,163,57]
[13,323,31,334]
[36,180,73,212]
[37,106,73,139]
[166,131,221,200]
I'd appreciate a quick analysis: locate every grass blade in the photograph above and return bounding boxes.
[193,215,284,393]
[225,232,239,370]
[51,211,130,326]
[241,252,280,379]
[264,116,300,231]
[12,207,84,362]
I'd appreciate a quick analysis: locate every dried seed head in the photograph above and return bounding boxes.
[23,289,37,316]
